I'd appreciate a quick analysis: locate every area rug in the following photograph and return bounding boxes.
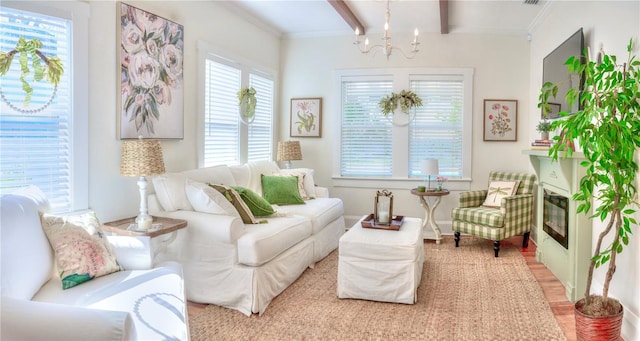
[189,237,566,340]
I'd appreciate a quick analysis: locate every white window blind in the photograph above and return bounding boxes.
[203,59,241,166]
[0,7,72,212]
[201,50,275,167]
[341,79,393,177]
[337,68,472,182]
[247,73,273,162]
[409,77,465,178]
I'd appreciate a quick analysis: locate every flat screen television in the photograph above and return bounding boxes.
[542,28,584,119]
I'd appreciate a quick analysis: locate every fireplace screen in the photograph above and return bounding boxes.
[543,189,569,249]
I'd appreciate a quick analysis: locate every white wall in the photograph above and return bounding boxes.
[86,1,280,221]
[528,1,640,339]
[279,33,532,230]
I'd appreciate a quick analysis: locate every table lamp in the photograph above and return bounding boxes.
[421,159,439,191]
[120,138,165,230]
[277,141,302,169]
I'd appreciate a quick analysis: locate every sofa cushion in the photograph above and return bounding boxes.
[32,262,188,341]
[274,197,344,234]
[1,188,54,300]
[278,168,316,198]
[152,173,193,212]
[246,160,280,195]
[261,175,305,205]
[237,215,312,266]
[182,165,236,187]
[210,184,259,224]
[40,212,123,289]
[232,186,275,217]
[451,206,504,228]
[185,180,240,218]
[229,164,251,188]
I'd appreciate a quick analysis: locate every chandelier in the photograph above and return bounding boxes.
[353,0,420,60]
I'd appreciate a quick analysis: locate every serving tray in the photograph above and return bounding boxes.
[361,213,405,230]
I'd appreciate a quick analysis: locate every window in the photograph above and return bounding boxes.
[0,3,88,213]
[335,68,473,184]
[200,48,274,167]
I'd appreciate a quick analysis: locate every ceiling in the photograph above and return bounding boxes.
[221,0,551,39]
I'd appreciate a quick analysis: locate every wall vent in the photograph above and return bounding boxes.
[523,0,539,4]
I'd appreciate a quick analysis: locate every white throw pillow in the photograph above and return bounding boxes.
[279,168,316,198]
[482,180,520,208]
[152,173,193,212]
[185,180,240,218]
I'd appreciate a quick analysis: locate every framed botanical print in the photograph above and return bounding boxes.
[483,99,517,142]
[117,2,184,139]
[290,98,322,138]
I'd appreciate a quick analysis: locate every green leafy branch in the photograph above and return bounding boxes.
[237,87,257,121]
[0,36,63,106]
[378,90,423,116]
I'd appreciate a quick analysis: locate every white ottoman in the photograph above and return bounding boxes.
[337,216,424,304]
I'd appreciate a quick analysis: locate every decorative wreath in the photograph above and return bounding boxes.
[378,90,423,116]
[0,37,64,111]
[237,87,257,124]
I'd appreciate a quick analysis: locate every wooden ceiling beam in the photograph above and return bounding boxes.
[327,0,365,35]
[440,0,449,34]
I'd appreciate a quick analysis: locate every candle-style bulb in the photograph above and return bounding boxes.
[355,27,359,36]
[384,22,389,31]
[414,28,419,37]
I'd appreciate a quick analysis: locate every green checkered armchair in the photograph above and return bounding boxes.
[451,171,536,257]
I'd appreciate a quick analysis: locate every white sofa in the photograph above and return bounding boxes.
[0,186,189,341]
[148,160,345,316]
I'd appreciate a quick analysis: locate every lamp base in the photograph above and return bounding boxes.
[284,160,292,169]
[135,213,153,230]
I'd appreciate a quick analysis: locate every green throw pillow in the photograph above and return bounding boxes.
[231,186,275,217]
[209,184,259,224]
[261,175,305,205]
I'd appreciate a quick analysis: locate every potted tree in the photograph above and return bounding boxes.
[538,39,639,340]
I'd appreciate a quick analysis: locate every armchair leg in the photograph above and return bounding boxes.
[522,232,530,249]
[494,240,500,257]
[454,232,461,247]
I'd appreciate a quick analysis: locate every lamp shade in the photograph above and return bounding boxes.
[277,141,302,162]
[120,139,165,177]
[421,159,439,176]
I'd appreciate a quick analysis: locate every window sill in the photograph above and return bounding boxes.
[331,177,471,191]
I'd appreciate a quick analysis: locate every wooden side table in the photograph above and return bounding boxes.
[103,216,187,238]
[103,216,187,264]
[410,189,450,244]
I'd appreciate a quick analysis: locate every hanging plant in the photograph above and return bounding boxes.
[0,36,64,106]
[237,87,257,124]
[378,90,423,116]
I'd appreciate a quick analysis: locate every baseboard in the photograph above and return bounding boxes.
[622,306,639,341]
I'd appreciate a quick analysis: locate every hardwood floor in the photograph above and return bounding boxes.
[503,236,577,341]
[187,236,578,340]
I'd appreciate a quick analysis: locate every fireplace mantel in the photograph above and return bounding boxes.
[524,149,591,301]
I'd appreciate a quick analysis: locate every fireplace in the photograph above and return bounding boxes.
[525,149,591,302]
[543,189,568,249]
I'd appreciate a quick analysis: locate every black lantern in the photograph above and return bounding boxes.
[374,189,394,225]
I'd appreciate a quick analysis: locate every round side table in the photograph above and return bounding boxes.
[410,188,450,244]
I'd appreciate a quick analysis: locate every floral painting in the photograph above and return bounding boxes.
[290,98,322,138]
[118,3,184,139]
[483,99,517,142]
